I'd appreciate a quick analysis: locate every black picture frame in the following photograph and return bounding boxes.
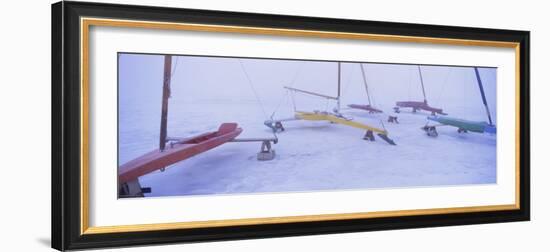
[52,1,530,251]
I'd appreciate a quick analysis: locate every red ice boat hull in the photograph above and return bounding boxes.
[348,104,383,113]
[118,123,242,183]
[395,101,446,115]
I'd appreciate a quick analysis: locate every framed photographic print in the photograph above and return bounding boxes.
[52,1,530,250]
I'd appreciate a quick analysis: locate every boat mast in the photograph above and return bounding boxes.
[337,62,341,112]
[474,67,494,125]
[159,55,172,151]
[417,65,428,104]
[359,64,372,106]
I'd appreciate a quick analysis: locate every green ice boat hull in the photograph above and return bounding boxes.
[427,115,496,134]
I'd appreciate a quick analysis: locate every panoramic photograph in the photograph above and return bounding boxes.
[117,53,497,198]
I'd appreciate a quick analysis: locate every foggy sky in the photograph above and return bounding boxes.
[118,53,497,123]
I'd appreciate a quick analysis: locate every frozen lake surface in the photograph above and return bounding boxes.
[119,101,496,197]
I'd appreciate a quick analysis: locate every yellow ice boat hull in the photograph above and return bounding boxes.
[295,111,387,135]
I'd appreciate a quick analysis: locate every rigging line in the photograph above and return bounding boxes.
[407,66,413,100]
[290,90,297,112]
[271,62,304,118]
[380,119,387,132]
[474,67,493,125]
[337,62,342,112]
[366,65,379,108]
[435,68,453,106]
[340,64,355,98]
[289,62,304,88]
[463,69,467,116]
[238,59,269,119]
[359,64,372,106]
[166,56,179,98]
[337,62,341,98]
[271,90,289,118]
[365,65,379,108]
[417,65,427,103]
[170,56,179,78]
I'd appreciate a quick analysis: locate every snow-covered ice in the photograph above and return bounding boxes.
[118,54,497,197]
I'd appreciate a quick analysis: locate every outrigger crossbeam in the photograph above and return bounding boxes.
[166,136,278,161]
[229,137,278,161]
[284,86,338,100]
